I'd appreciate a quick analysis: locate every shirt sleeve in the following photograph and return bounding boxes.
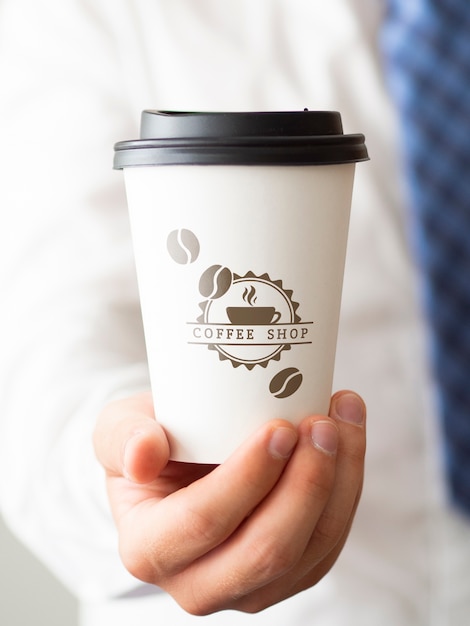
[0,0,151,600]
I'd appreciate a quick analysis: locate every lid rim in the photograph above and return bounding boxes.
[113,142,368,169]
[114,133,367,149]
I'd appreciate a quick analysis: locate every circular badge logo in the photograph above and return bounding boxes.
[190,270,312,370]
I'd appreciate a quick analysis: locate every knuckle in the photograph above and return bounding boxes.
[182,505,225,546]
[118,517,173,584]
[247,535,299,582]
[177,595,213,617]
[182,597,223,617]
[119,537,156,585]
[174,582,230,617]
[312,511,344,548]
[300,469,335,503]
[342,438,366,473]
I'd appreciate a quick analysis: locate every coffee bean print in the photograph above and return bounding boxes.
[199,265,233,299]
[167,229,200,264]
[269,367,303,399]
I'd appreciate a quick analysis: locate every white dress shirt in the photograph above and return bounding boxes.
[1,1,470,624]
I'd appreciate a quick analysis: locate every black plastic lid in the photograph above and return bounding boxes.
[113,110,369,168]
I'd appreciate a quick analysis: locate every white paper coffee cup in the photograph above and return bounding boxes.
[114,110,368,462]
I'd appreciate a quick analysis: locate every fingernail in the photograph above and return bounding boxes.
[122,432,144,481]
[334,393,365,426]
[311,421,339,456]
[268,427,298,459]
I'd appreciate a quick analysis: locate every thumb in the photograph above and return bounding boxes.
[93,392,170,483]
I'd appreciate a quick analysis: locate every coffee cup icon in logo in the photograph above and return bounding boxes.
[226,306,282,325]
[226,284,281,325]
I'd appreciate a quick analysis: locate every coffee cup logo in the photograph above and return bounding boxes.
[226,286,281,325]
[168,229,313,398]
[191,270,312,371]
[226,306,281,325]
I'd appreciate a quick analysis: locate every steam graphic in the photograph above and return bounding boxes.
[243,286,257,306]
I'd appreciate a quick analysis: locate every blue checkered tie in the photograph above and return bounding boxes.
[381,1,470,515]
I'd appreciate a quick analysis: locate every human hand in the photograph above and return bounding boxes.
[93,390,366,615]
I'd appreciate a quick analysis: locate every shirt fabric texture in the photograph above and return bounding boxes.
[382,0,470,516]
